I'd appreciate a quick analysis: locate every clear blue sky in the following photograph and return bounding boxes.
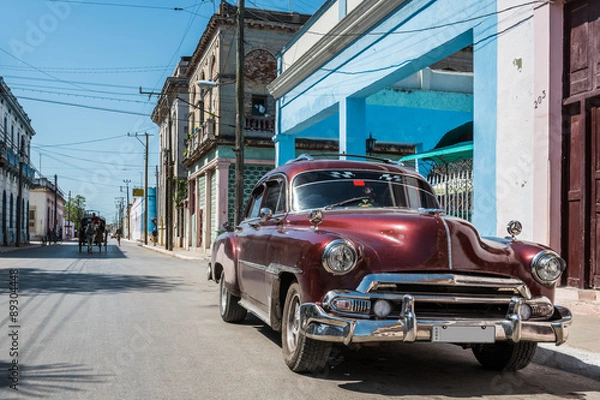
[1,0,322,222]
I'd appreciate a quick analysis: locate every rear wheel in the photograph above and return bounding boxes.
[282,283,331,373]
[219,271,247,323]
[472,341,537,371]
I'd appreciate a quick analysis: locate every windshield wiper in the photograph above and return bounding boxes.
[324,196,372,210]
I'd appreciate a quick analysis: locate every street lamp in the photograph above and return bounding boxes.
[366,133,377,156]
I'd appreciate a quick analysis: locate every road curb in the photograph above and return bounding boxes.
[139,243,207,261]
[535,344,600,380]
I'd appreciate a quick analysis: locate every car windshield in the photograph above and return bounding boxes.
[292,170,439,211]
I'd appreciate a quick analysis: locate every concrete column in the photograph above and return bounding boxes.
[274,134,296,167]
[339,97,366,158]
[215,160,231,233]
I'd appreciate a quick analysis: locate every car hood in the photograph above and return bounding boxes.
[302,209,519,276]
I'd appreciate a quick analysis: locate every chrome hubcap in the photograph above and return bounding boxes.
[286,293,300,352]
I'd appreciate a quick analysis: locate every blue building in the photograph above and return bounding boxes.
[130,187,157,242]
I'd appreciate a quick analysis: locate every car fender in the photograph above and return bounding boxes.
[211,234,241,296]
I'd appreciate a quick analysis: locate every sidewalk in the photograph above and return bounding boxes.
[534,287,600,380]
[139,241,209,261]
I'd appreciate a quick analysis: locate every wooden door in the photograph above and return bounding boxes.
[564,103,588,288]
[563,0,600,288]
[592,104,600,287]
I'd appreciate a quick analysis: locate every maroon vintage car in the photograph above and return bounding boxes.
[208,155,572,373]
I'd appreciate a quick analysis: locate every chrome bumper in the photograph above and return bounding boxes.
[299,295,572,346]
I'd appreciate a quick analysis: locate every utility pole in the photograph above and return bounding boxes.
[145,133,149,245]
[54,174,58,235]
[68,191,71,239]
[128,132,151,245]
[234,0,245,226]
[123,179,131,239]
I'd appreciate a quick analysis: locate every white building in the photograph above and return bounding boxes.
[0,77,35,245]
[29,177,66,240]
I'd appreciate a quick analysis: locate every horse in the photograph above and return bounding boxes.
[84,223,96,253]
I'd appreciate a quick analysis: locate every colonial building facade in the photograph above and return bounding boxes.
[180,3,311,252]
[151,57,190,250]
[0,77,35,245]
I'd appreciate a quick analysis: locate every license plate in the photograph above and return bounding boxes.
[432,325,495,343]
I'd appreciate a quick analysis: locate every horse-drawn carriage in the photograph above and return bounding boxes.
[78,212,107,253]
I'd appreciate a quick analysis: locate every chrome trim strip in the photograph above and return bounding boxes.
[240,260,302,275]
[239,259,266,271]
[266,263,302,275]
[440,216,453,270]
[356,273,532,299]
[238,299,270,325]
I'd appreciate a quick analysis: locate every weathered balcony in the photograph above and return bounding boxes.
[245,115,274,132]
[184,119,216,161]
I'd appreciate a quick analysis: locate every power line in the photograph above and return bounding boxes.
[0,64,174,74]
[32,135,126,148]
[11,86,155,105]
[299,0,548,39]
[2,74,150,90]
[43,0,192,12]
[12,95,152,117]
[36,147,145,168]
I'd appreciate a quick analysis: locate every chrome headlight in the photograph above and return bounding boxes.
[322,239,357,275]
[530,250,566,286]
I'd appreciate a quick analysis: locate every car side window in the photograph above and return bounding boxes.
[246,185,265,220]
[262,179,286,214]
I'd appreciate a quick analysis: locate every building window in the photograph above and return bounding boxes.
[251,96,267,117]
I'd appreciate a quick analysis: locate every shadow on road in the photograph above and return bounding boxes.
[0,240,126,259]
[0,361,108,397]
[248,320,600,398]
[14,268,186,295]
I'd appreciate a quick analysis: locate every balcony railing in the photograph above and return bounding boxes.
[0,142,35,181]
[185,119,216,160]
[184,115,275,161]
[245,115,274,132]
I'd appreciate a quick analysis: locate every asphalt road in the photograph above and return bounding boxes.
[0,240,599,399]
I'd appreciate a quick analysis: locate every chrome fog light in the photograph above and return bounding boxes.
[531,250,566,285]
[373,299,392,318]
[519,303,532,321]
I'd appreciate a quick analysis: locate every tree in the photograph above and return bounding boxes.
[65,195,86,229]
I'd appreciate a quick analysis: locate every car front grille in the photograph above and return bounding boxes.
[354,273,531,319]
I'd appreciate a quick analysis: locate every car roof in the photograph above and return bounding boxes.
[265,158,425,182]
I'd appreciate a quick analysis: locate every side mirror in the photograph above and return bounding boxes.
[222,221,233,232]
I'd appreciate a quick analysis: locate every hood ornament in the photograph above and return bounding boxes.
[506,220,522,240]
[309,210,324,230]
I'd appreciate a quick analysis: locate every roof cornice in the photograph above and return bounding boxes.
[268,0,407,99]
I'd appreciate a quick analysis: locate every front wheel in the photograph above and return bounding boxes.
[472,341,537,371]
[219,271,247,323]
[282,283,331,373]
